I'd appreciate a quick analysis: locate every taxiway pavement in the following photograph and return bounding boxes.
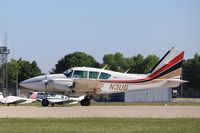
[0,106,200,118]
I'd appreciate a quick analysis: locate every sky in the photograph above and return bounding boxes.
[0,0,200,73]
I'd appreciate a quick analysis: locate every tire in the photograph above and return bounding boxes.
[41,99,49,107]
[80,98,91,106]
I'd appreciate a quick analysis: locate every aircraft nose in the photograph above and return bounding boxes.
[20,75,45,90]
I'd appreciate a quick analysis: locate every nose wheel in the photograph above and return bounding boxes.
[80,97,91,106]
[41,98,49,106]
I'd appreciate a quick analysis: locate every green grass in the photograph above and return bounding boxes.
[0,118,199,133]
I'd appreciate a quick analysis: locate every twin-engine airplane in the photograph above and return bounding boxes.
[20,48,186,106]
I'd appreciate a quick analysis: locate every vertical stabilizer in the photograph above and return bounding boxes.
[0,92,4,99]
[148,48,184,80]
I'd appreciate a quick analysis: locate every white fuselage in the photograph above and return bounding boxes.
[20,67,146,93]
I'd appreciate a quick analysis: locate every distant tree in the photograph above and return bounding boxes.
[7,58,42,83]
[51,52,99,73]
[103,53,130,72]
[7,59,19,83]
[103,53,159,74]
[142,55,160,73]
[114,53,129,72]
[128,54,145,74]
[182,53,200,97]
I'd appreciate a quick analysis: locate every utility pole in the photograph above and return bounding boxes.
[16,69,18,95]
[0,31,10,96]
[181,69,183,98]
[16,67,21,96]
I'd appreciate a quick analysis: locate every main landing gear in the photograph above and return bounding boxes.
[80,96,91,106]
[41,98,49,107]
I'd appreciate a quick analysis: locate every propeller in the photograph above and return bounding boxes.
[43,74,48,99]
[44,74,54,90]
[44,74,48,90]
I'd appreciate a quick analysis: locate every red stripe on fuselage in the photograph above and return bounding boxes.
[100,51,184,83]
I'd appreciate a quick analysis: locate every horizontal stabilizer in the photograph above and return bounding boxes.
[166,79,188,83]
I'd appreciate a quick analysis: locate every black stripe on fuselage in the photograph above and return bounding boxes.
[152,60,182,80]
[148,50,171,73]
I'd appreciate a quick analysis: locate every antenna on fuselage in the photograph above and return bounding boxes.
[102,65,108,70]
[124,68,131,73]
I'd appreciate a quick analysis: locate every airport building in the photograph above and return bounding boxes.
[125,88,172,102]
[111,88,172,102]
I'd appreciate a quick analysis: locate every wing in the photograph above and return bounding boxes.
[5,96,35,105]
[6,99,27,104]
[19,99,36,104]
[71,79,103,94]
[0,99,6,104]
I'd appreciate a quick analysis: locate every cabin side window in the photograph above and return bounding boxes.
[99,72,111,79]
[73,70,88,78]
[89,71,99,79]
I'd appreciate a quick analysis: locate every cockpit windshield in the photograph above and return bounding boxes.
[64,69,73,77]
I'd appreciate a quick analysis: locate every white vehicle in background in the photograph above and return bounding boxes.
[0,92,37,106]
[29,92,46,101]
[20,48,187,106]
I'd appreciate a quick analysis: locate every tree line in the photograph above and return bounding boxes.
[6,52,200,97]
[51,52,160,74]
[7,58,41,83]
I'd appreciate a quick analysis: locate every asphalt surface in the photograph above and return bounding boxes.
[0,106,200,118]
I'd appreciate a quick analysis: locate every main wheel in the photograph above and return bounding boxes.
[80,98,91,106]
[41,99,49,107]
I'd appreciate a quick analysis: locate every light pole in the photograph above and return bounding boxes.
[16,67,21,96]
[16,69,18,95]
[180,70,183,98]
